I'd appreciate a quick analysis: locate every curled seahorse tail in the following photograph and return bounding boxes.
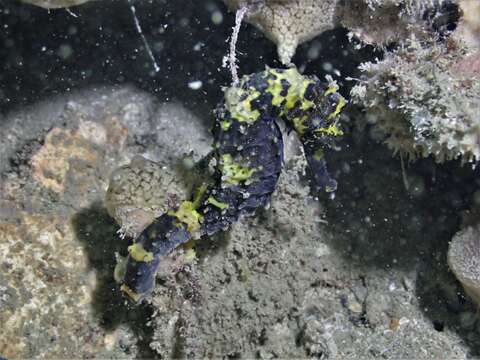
[121,214,191,301]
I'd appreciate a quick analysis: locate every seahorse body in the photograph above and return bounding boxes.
[121,68,346,302]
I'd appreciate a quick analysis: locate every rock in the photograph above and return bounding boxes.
[453,0,480,49]
[0,214,98,358]
[30,127,102,194]
[448,224,480,306]
[0,85,208,358]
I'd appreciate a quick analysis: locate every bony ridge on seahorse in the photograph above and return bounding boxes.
[119,67,346,302]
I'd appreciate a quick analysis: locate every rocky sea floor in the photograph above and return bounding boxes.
[1,0,480,358]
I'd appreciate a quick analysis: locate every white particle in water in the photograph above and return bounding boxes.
[211,10,224,25]
[322,62,333,72]
[188,80,203,90]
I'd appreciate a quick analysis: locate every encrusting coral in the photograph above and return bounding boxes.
[105,155,189,239]
[223,0,340,65]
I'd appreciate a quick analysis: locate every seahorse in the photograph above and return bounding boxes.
[120,67,346,302]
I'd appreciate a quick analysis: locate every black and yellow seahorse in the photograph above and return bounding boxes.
[121,67,346,302]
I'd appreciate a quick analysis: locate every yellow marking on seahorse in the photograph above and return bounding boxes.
[313,148,324,161]
[285,78,313,110]
[184,248,196,262]
[292,115,309,136]
[192,183,208,209]
[315,124,343,137]
[169,201,202,233]
[327,96,347,120]
[266,75,285,107]
[207,196,229,210]
[299,80,315,111]
[266,68,315,111]
[182,239,197,262]
[220,120,231,131]
[224,86,261,123]
[221,154,256,185]
[325,84,339,96]
[128,243,154,262]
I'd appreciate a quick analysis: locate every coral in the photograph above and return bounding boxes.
[350,36,480,162]
[341,0,480,163]
[0,86,149,359]
[19,0,94,8]
[448,224,480,306]
[343,0,480,163]
[105,155,189,238]
[223,0,340,65]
